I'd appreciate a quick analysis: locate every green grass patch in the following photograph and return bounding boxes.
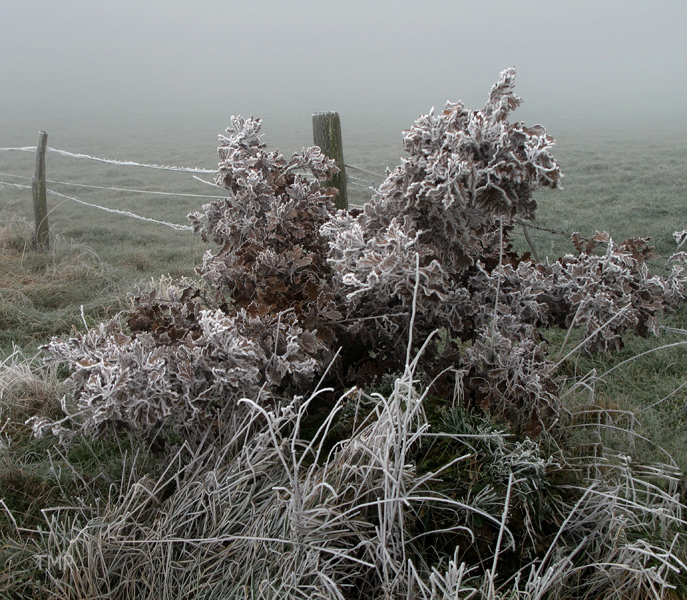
[0,220,130,353]
[546,304,687,474]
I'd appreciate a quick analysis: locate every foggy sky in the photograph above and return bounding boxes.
[2,0,687,136]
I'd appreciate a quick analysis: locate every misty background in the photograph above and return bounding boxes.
[1,1,686,384]
[0,0,686,339]
[2,0,687,156]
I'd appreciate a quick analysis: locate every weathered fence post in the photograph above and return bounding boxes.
[312,112,348,210]
[32,131,49,250]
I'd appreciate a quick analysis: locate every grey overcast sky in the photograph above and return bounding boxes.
[1,0,687,133]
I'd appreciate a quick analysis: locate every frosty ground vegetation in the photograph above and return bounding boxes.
[5,68,687,599]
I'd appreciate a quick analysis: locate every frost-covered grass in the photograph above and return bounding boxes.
[0,219,130,353]
[550,304,687,474]
[1,329,686,598]
[526,125,687,261]
[2,106,687,597]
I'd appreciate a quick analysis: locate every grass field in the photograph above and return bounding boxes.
[1,119,687,598]
[2,119,686,351]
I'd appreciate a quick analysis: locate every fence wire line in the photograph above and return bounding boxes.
[348,179,375,189]
[1,148,388,179]
[3,145,678,258]
[513,218,575,240]
[0,146,216,174]
[0,181,192,231]
[0,179,679,264]
[0,171,227,200]
[345,163,385,179]
[509,226,675,268]
[348,174,378,190]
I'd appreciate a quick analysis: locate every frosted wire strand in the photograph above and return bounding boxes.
[345,163,385,179]
[0,181,192,231]
[348,179,378,190]
[0,145,215,174]
[348,174,376,186]
[1,147,383,179]
[0,172,226,199]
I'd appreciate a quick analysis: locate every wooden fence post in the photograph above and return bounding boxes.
[312,112,348,210]
[32,131,49,250]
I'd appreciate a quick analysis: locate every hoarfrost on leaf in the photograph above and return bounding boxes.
[36,68,686,439]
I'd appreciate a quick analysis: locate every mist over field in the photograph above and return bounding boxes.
[1,0,687,264]
[2,0,687,150]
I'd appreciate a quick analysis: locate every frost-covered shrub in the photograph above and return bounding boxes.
[33,120,343,437]
[323,69,685,431]
[32,298,324,439]
[468,233,686,353]
[32,69,687,440]
[314,70,566,428]
[188,116,342,326]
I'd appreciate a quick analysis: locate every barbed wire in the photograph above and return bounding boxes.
[0,146,216,174]
[0,181,193,231]
[0,146,37,152]
[347,174,378,190]
[509,221,678,270]
[2,145,683,265]
[0,172,227,200]
[513,218,576,240]
[345,163,385,179]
